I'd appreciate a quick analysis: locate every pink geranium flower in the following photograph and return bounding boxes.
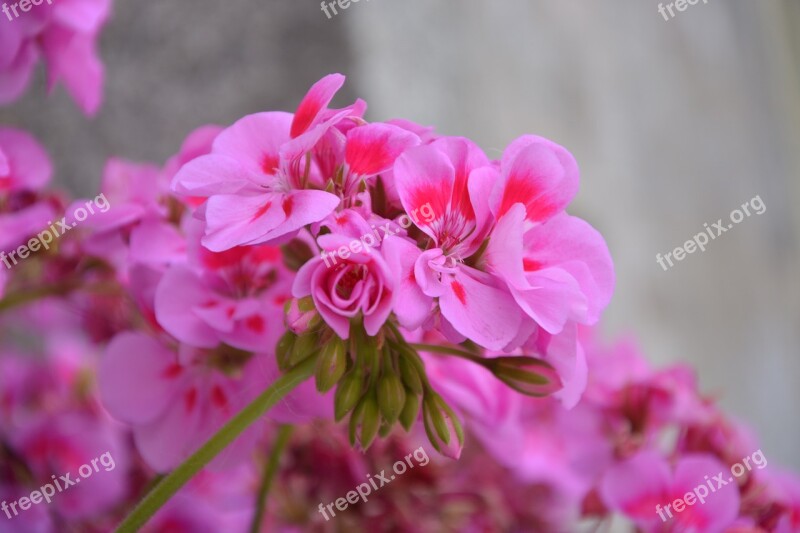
[98,332,266,472]
[390,137,522,350]
[171,75,358,252]
[0,127,57,253]
[154,221,291,352]
[293,212,396,339]
[601,451,740,532]
[0,0,111,115]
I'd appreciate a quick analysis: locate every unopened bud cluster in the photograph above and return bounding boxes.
[279,300,562,457]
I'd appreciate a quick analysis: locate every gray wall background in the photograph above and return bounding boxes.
[1,1,798,470]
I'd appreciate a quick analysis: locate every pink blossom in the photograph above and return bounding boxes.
[293,214,396,339]
[9,412,129,519]
[392,137,522,350]
[171,77,359,252]
[154,229,290,353]
[0,0,111,115]
[98,332,266,472]
[0,127,57,252]
[601,451,740,532]
[485,135,614,333]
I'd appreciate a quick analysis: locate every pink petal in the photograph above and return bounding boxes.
[345,123,419,178]
[52,0,111,33]
[432,137,487,227]
[523,213,615,324]
[394,144,454,241]
[0,148,8,176]
[154,266,221,348]
[269,189,341,244]
[671,455,740,531]
[171,154,262,197]
[0,43,38,105]
[495,136,579,224]
[536,323,587,408]
[41,28,103,116]
[203,189,339,251]
[382,236,432,329]
[128,219,187,267]
[98,333,182,425]
[509,269,587,334]
[133,385,205,472]
[290,73,346,138]
[489,205,587,333]
[439,266,522,351]
[600,451,671,523]
[210,111,292,176]
[0,127,53,190]
[0,268,7,299]
[0,203,57,251]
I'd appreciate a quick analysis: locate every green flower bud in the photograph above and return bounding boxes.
[422,394,464,459]
[288,331,318,368]
[334,370,364,422]
[488,356,561,397]
[275,331,296,371]
[377,372,406,426]
[398,354,423,394]
[349,392,380,450]
[399,390,420,432]
[316,338,348,393]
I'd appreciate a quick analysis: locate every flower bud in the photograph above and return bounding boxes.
[377,372,406,426]
[288,331,318,368]
[398,390,420,432]
[398,354,423,394]
[275,331,296,371]
[315,337,348,393]
[349,391,380,450]
[488,356,562,397]
[334,370,364,422]
[422,394,464,459]
[285,297,319,335]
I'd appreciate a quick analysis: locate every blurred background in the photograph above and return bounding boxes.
[1,0,797,470]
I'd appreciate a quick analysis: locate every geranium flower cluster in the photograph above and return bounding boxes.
[166,73,615,456]
[0,76,797,532]
[0,0,110,115]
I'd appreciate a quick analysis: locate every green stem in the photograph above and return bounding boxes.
[249,425,294,533]
[408,343,486,366]
[115,358,315,533]
[0,281,80,313]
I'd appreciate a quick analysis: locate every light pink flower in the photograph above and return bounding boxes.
[171,76,358,252]
[601,451,740,532]
[485,135,614,333]
[154,229,290,353]
[0,0,111,115]
[98,333,266,472]
[9,412,129,519]
[0,127,57,252]
[293,214,396,339]
[391,137,522,350]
